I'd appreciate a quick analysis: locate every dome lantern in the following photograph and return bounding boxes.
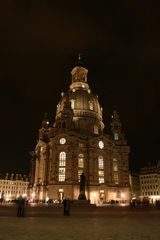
[70,55,89,91]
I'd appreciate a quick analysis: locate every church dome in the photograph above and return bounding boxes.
[54,63,104,134]
[56,89,103,122]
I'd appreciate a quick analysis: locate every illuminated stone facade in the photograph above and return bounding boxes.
[0,173,29,201]
[30,60,131,204]
[129,172,140,199]
[140,162,160,202]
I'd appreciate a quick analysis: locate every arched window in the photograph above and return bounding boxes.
[89,101,93,110]
[98,155,104,183]
[98,156,104,169]
[59,152,66,181]
[59,152,66,162]
[113,158,118,184]
[78,154,84,168]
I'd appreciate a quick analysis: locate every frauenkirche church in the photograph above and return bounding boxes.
[30,57,131,204]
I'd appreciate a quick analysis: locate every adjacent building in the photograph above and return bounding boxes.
[129,172,140,199]
[30,58,131,204]
[140,162,160,202]
[0,173,29,201]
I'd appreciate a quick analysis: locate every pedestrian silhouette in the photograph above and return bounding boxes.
[63,198,67,216]
[63,198,70,216]
[17,196,25,217]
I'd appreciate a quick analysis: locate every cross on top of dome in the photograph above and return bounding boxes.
[77,53,85,67]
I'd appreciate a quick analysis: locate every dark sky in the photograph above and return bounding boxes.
[0,1,159,174]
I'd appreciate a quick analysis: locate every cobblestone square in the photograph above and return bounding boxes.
[0,205,160,240]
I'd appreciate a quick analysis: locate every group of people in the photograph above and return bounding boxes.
[15,173,85,217]
[16,195,71,217]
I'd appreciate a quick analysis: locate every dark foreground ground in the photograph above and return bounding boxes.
[0,204,160,240]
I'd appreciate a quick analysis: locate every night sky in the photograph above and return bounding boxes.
[0,1,159,174]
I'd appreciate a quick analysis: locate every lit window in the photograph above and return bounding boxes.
[59,168,65,182]
[59,152,66,181]
[59,159,66,167]
[59,152,66,167]
[99,171,104,177]
[113,158,118,171]
[40,147,43,152]
[99,177,104,184]
[78,154,84,168]
[60,138,66,144]
[98,156,104,169]
[79,143,84,147]
[114,133,119,140]
[98,154,104,183]
[94,125,99,134]
[114,172,119,184]
[59,152,66,161]
[89,101,93,110]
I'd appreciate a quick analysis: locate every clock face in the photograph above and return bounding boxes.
[98,141,104,149]
[60,138,66,144]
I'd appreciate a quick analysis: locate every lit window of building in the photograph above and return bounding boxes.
[59,152,66,166]
[113,158,119,184]
[99,171,104,177]
[94,125,99,134]
[59,168,65,182]
[59,152,66,181]
[98,170,104,184]
[78,154,84,168]
[99,177,104,184]
[98,156,104,169]
[79,143,84,147]
[89,101,93,110]
[98,156,104,184]
[113,172,119,184]
[113,158,118,171]
[114,133,119,140]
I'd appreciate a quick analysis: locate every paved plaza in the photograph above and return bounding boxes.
[0,205,160,240]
